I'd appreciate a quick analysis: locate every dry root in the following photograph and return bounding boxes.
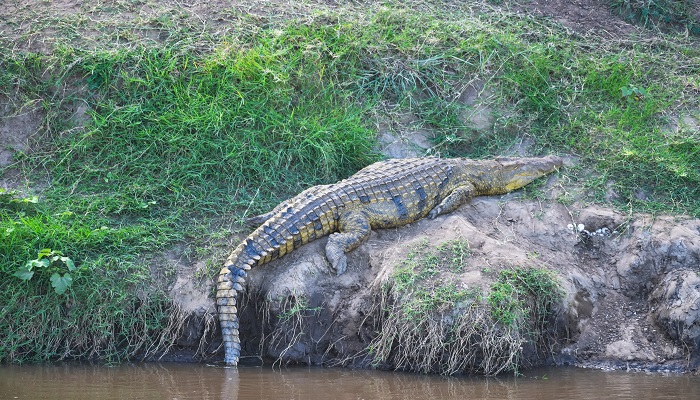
[366,286,546,375]
[251,291,324,367]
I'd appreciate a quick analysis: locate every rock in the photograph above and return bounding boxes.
[651,269,700,355]
[577,207,626,232]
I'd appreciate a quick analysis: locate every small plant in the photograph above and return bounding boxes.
[621,85,647,102]
[488,279,522,326]
[438,239,471,272]
[13,249,76,295]
[277,295,321,322]
[611,0,700,35]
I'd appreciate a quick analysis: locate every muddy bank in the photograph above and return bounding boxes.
[168,195,700,374]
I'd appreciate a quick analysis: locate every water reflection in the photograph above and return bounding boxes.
[0,363,698,400]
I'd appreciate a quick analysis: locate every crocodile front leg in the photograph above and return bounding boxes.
[325,210,371,275]
[428,183,476,219]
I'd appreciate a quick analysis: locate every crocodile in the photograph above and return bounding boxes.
[216,155,563,365]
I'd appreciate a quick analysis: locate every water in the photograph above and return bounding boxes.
[0,363,698,400]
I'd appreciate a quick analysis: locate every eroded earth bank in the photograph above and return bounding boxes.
[171,193,700,374]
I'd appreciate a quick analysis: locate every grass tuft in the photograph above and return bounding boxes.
[367,239,562,375]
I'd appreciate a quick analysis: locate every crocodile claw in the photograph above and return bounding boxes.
[428,206,442,219]
[327,251,347,275]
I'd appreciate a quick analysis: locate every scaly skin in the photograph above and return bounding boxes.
[216,155,563,365]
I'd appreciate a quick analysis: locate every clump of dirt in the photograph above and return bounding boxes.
[177,193,700,374]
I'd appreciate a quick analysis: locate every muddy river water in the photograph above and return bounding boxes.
[0,363,698,399]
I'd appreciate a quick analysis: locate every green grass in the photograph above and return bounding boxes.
[0,191,176,362]
[2,17,381,363]
[488,267,563,327]
[385,239,561,328]
[1,1,699,362]
[383,238,478,321]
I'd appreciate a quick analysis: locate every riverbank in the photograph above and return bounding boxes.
[1,0,699,374]
[167,194,700,374]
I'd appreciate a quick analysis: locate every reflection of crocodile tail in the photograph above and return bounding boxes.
[220,367,239,400]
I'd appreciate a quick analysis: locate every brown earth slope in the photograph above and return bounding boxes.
[171,192,700,374]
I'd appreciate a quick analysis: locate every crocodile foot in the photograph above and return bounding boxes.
[326,247,347,275]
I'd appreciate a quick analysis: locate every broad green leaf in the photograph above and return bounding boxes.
[38,248,53,259]
[65,258,76,271]
[31,258,50,269]
[14,266,35,281]
[50,273,73,295]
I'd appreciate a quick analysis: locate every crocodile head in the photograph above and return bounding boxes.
[477,155,563,195]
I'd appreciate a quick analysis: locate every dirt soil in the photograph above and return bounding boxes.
[3,0,699,374]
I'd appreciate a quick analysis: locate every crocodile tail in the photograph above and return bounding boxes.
[216,246,254,366]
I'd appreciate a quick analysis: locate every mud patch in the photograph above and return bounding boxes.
[377,112,435,158]
[458,79,494,132]
[507,0,639,36]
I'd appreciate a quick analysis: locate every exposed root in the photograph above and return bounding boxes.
[145,301,188,360]
[195,310,218,358]
[251,291,322,367]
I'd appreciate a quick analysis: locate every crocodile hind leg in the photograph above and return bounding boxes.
[325,211,371,275]
[428,183,476,219]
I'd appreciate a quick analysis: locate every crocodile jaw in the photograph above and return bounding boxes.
[494,155,563,193]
